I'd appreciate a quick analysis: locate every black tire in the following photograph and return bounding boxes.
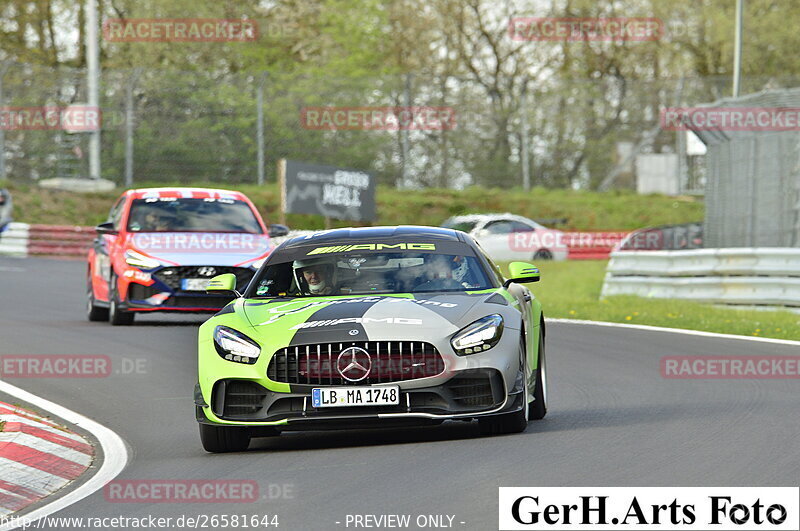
[108,273,135,326]
[529,328,548,420]
[199,423,251,453]
[533,249,554,260]
[86,272,109,322]
[478,337,529,436]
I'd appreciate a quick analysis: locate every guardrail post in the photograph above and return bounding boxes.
[124,68,142,188]
[520,84,531,191]
[256,72,267,186]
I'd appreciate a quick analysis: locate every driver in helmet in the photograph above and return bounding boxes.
[145,211,174,231]
[293,258,338,295]
[415,254,471,290]
[429,255,469,283]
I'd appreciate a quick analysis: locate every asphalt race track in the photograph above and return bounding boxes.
[1,256,799,530]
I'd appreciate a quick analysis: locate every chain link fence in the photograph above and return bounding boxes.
[0,62,786,193]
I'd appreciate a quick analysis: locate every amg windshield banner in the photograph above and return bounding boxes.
[281,159,376,221]
[499,488,799,530]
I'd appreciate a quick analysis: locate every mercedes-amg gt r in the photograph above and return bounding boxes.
[195,226,547,452]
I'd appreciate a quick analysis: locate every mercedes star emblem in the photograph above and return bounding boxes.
[336,347,372,382]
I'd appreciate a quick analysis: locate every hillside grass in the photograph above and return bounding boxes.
[2,180,703,230]
[505,260,800,341]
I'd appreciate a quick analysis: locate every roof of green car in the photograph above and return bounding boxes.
[280,226,464,249]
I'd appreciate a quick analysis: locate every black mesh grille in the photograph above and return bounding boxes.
[212,380,269,419]
[127,283,160,300]
[154,266,253,291]
[446,377,495,407]
[267,341,445,386]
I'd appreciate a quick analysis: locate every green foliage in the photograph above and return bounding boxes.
[3,0,800,190]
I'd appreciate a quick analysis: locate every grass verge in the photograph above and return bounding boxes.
[501,260,800,341]
[2,180,703,231]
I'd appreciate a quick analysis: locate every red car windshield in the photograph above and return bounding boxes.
[127,197,262,233]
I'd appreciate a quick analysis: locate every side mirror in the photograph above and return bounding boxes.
[268,224,290,238]
[95,221,117,235]
[503,261,540,287]
[206,273,241,297]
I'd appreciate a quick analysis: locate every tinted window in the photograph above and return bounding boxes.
[473,241,505,284]
[250,251,493,297]
[442,219,478,233]
[484,220,514,234]
[109,196,125,230]
[510,221,535,232]
[484,220,534,234]
[127,198,262,233]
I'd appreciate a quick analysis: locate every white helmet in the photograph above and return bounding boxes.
[292,258,336,295]
[427,254,469,283]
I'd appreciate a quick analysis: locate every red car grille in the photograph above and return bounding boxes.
[267,341,445,385]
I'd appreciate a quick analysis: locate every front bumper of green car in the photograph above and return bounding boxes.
[196,323,539,431]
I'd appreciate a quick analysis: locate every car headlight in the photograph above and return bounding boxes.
[213,326,261,364]
[451,314,504,355]
[124,249,161,269]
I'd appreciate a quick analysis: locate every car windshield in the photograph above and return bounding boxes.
[441,219,478,233]
[127,197,262,233]
[250,251,493,297]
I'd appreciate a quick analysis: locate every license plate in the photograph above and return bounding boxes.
[182,278,212,291]
[312,386,400,408]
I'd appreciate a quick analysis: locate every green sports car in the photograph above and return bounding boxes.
[195,226,547,452]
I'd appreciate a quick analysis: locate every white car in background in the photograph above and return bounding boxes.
[441,213,567,262]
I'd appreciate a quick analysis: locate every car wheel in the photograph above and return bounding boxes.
[199,423,251,453]
[529,328,548,420]
[86,272,109,322]
[478,336,529,436]
[533,249,554,260]
[108,273,135,326]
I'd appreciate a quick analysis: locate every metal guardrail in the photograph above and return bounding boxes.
[602,248,800,308]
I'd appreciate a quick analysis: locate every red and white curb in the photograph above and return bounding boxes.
[0,381,127,531]
[0,223,97,259]
[0,403,93,517]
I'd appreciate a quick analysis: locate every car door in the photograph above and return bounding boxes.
[477,219,538,262]
[92,195,126,301]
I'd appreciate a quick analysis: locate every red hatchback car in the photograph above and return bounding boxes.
[86,187,288,325]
